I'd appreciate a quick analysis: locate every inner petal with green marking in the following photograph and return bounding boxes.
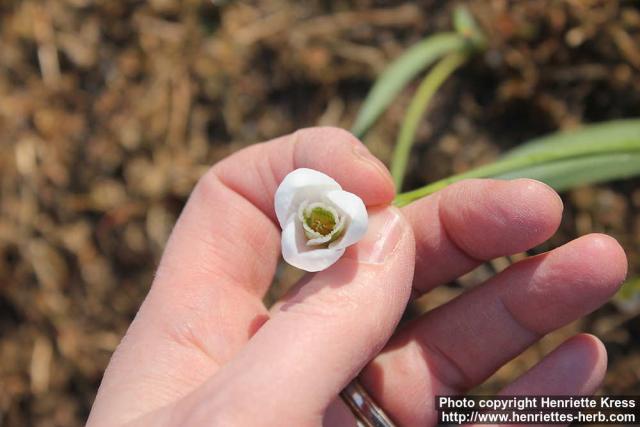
[298,201,346,246]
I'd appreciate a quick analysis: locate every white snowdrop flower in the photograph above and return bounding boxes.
[274,168,368,272]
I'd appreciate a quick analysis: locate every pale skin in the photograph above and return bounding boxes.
[87,127,628,427]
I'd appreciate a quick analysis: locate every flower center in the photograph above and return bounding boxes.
[305,207,336,235]
[298,201,346,246]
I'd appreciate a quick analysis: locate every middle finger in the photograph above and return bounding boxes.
[404,178,563,295]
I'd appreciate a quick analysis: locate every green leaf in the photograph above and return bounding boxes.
[616,277,640,301]
[394,119,640,207]
[350,33,467,138]
[614,277,640,313]
[391,52,469,190]
[505,119,640,158]
[494,152,640,192]
[497,119,640,190]
[453,6,486,49]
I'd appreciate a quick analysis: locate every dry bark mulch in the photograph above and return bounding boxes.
[1,1,639,425]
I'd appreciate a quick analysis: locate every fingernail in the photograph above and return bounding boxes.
[345,207,403,264]
[514,178,564,211]
[352,144,392,182]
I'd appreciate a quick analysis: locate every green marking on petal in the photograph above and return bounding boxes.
[326,222,345,244]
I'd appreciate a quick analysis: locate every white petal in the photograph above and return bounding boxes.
[274,168,342,229]
[324,190,368,250]
[281,217,345,272]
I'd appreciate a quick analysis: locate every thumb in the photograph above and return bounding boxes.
[171,206,415,426]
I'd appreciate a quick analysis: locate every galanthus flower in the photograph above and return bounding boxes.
[274,168,369,272]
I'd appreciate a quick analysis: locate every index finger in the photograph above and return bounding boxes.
[213,126,394,222]
[158,126,394,298]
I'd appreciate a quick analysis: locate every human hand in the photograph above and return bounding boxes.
[87,127,627,427]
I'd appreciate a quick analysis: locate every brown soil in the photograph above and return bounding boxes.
[1,1,639,425]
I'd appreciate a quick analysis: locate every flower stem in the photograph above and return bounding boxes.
[390,52,469,191]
